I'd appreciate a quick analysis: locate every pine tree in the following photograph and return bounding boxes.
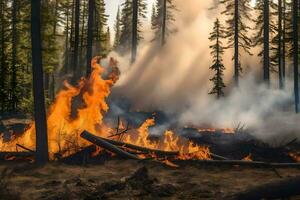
[292,0,299,113]
[94,0,108,55]
[72,0,80,81]
[151,3,156,30]
[252,0,272,85]
[86,0,95,76]
[119,0,147,54]
[31,0,49,164]
[209,19,226,98]
[106,27,111,51]
[270,0,284,89]
[220,0,252,86]
[151,0,176,45]
[113,6,121,49]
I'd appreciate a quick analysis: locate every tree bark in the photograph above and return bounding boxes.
[86,0,95,76]
[0,0,6,112]
[161,0,167,46]
[263,0,270,86]
[293,0,299,113]
[234,0,239,86]
[31,0,49,164]
[131,0,138,64]
[278,0,283,89]
[72,0,80,81]
[11,0,18,111]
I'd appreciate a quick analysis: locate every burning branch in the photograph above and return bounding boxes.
[80,131,142,160]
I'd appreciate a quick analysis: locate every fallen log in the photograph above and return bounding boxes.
[80,131,142,160]
[0,152,35,160]
[101,137,180,156]
[229,176,300,200]
[16,144,34,153]
[173,160,300,168]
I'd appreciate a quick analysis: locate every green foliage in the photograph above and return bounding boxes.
[220,0,252,74]
[151,0,177,44]
[209,19,226,98]
[117,0,148,53]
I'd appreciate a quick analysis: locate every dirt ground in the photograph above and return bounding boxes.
[0,160,299,200]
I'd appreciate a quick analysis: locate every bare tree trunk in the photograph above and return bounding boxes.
[278,0,283,89]
[293,0,299,113]
[79,0,87,70]
[86,0,94,76]
[161,0,167,46]
[31,0,49,164]
[131,0,138,64]
[50,0,58,100]
[64,0,70,74]
[11,0,18,111]
[282,0,286,87]
[263,0,270,86]
[0,0,5,112]
[234,0,239,86]
[72,0,80,81]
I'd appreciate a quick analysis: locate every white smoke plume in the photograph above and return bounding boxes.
[108,0,300,143]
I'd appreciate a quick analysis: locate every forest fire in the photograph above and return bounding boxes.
[0,57,211,162]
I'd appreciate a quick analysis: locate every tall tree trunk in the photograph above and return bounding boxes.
[50,0,58,100]
[79,0,87,70]
[282,0,286,85]
[161,0,167,46]
[131,0,138,64]
[293,0,299,113]
[86,0,94,76]
[72,0,80,81]
[11,0,17,111]
[64,0,70,74]
[234,0,239,86]
[216,23,220,99]
[278,0,283,89]
[263,0,270,86]
[0,0,5,111]
[31,0,49,164]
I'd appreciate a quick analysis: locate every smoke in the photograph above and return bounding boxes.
[107,0,300,142]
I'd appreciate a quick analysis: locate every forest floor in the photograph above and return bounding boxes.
[0,160,300,200]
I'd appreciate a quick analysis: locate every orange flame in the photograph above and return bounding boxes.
[242,154,253,161]
[0,57,210,161]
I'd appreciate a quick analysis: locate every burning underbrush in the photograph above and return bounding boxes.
[0,57,211,163]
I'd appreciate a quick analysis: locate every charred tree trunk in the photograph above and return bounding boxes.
[64,0,71,74]
[131,0,138,64]
[278,0,283,89]
[282,0,286,85]
[234,0,239,86]
[50,0,58,100]
[79,0,87,72]
[31,0,49,164]
[11,0,18,111]
[161,0,167,46]
[86,0,94,76]
[293,0,299,113]
[72,0,80,81]
[263,0,270,86]
[0,1,6,112]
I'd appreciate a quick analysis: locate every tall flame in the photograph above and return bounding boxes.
[0,57,210,161]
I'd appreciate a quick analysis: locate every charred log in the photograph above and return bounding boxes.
[101,137,179,157]
[0,152,35,160]
[80,131,141,160]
